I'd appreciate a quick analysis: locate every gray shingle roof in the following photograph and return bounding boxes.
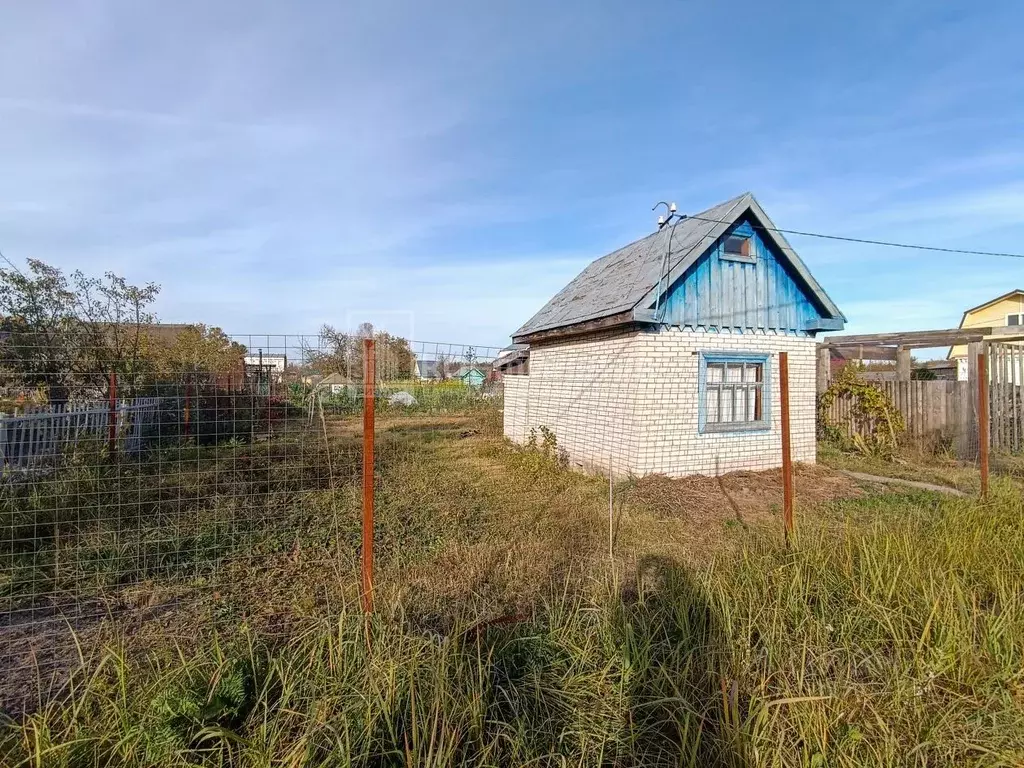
[512,192,844,341]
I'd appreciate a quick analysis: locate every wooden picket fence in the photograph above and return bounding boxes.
[0,397,164,472]
[823,380,974,452]
[987,342,1024,453]
[822,341,1024,457]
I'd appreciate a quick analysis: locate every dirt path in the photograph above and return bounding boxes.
[837,470,968,497]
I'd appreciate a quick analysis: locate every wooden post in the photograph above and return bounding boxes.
[361,338,376,613]
[896,346,912,382]
[779,352,794,542]
[816,346,831,395]
[978,350,989,498]
[107,372,117,454]
[957,341,982,460]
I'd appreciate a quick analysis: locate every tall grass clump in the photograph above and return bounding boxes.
[3,486,1024,766]
[712,482,1024,765]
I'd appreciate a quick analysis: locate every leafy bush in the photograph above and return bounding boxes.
[818,365,905,456]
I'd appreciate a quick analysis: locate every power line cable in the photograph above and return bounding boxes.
[680,213,1024,259]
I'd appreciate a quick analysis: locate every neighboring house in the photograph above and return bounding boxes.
[244,353,288,383]
[494,344,530,376]
[455,365,487,387]
[948,289,1024,379]
[919,359,959,380]
[503,192,845,477]
[316,372,355,396]
[415,359,440,379]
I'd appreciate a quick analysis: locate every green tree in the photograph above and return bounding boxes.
[306,323,414,382]
[0,258,159,404]
[146,325,247,385]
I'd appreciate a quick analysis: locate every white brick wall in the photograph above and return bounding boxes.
[502,329,642,474]
[502,326,817,477]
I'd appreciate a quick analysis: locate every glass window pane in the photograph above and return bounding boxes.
[724,235,749,255]
[704,357,767,428]
[707,388,720,422]
[721,385,734,422]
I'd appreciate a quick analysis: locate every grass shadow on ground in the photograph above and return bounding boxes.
[617,554,741,767]
[0,557,745,767]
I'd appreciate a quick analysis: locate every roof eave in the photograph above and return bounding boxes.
[512,309,640,345]
[958,289,1024,328]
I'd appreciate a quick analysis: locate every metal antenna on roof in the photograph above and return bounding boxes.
[652,202,685,320]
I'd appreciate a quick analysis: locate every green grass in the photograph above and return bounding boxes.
[818,441,1024,493]
[3,415,1024,765]
[311,379,495,416]
[4,487,1024,766]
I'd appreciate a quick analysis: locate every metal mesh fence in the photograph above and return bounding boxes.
[0,332,543,713]
[7,325,990,718]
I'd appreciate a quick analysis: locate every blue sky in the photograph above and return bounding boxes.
[1,1,1022,354]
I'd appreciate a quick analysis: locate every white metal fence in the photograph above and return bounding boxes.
[0,397,164,472]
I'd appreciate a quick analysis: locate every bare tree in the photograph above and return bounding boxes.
[435,352,450,381]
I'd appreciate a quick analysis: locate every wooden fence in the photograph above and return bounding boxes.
[822,341,1024,456]
[823,380,974,452]
[0,397,164,472]
[988,342,1024,453]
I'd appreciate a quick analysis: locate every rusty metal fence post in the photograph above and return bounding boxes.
[362,338,376,613]
[779,352,794,541]
[978,350,990,498]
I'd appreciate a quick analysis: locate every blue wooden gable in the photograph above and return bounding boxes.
[655,216,833,334]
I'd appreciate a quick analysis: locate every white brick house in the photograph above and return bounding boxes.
[503,193,845,477]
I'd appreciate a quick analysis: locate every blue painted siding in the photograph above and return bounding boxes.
[657,218,826,333]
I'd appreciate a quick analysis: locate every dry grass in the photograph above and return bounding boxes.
[626,464,861,522]
[8,406,1019,765]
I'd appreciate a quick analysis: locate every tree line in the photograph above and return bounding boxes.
[0,258,438,405]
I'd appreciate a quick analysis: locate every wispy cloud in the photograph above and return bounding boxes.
[0,1,1022,347]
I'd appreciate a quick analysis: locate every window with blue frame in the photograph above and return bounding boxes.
[698,352,770,433]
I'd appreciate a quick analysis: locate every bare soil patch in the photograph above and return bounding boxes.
[626,463,863,525]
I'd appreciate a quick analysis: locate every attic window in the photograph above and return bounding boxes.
[722,234,755,263]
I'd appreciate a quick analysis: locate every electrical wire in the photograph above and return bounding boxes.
[680,214,1024,259]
